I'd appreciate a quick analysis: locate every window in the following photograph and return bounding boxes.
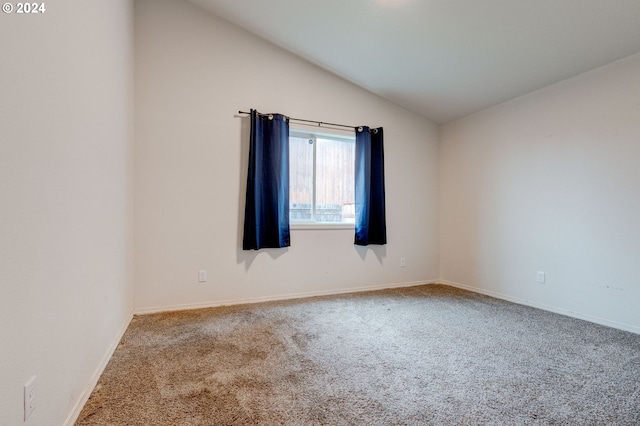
[289,128,355,227]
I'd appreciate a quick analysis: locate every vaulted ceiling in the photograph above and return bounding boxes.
[187,0,640,124]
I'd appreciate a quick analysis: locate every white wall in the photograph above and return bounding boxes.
[0,1,134,424]
[0,0,636,422]
[439,53,640,333]
[134,0,440,312]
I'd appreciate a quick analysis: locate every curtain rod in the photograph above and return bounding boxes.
[238,110,360,131]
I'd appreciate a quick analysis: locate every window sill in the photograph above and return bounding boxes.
[291,223,355,230]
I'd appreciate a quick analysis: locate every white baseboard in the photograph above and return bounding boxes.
[60,278,637,425]
[440,279,640,335]
[64,312,134,426]
[134,280,438,315]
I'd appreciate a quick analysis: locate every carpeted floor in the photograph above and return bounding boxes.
[76,284,640,425]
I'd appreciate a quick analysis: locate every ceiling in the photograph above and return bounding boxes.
[187,0,640,124]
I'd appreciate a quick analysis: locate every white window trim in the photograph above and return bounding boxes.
[291,222,355,230]
[289,126,356,230]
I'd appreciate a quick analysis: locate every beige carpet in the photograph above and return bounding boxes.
[76,284,640,425]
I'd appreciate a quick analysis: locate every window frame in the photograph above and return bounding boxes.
[289,126,356,230]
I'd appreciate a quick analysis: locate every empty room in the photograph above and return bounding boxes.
[1,0,639,424]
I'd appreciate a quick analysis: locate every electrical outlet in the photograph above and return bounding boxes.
[400,258,407,268]
[536,271,545,284]
[198,270,207,282]
[24,376,36,421]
